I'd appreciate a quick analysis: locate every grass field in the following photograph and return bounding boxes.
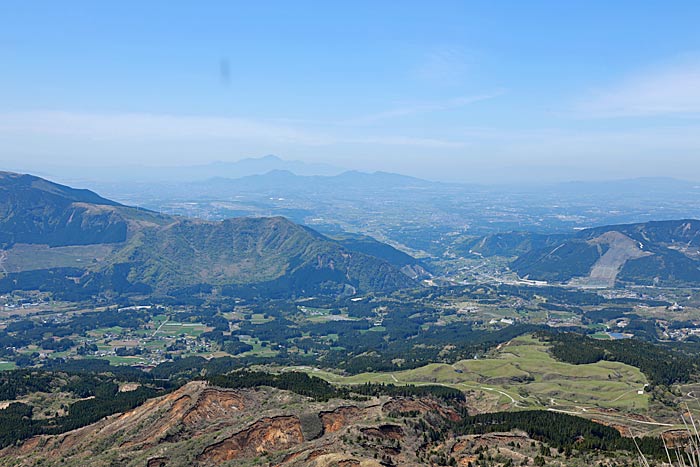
[290,335,649,415]
[250,313,274,324]
[102,355,146,365]
[2,243,116,273]
[89,326,125,337]
[157,322,207,337]
[238,336,278,358]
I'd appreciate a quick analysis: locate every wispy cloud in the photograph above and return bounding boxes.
[0,110,468,150]
[344,92,503,125]
[575,60,700,118]
[414,46,474,86]
[344,136,467,148]
[3,110,700,181]
[0,110,333,145]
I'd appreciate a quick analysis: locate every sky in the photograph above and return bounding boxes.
[1,1,699,182]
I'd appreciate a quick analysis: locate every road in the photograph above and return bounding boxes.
[152,317,169,337]
[547,408,675,427]
[459,382,522,407]
[0,250,7,274]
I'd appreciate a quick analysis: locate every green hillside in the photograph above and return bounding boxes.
[0,172,417,298]
[466,220,700,286]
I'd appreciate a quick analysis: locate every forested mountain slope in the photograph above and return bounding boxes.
[0,172,417,297]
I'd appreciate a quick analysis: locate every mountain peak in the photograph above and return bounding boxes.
[0,170,120,207]
[260,154,283,161]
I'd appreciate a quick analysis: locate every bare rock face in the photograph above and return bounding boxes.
[383,397,461,421]
[360,424,404,440]
[146,457,168,467]
[320,405,365,434]
[0,382,397,467]
[0,381,253,466]
[120,385,246,448]
[0,377,664,467]
[182,388,246,428]
[199,416,304,463]
[0,382,506,467]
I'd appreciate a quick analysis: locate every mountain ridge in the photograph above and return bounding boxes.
[0,172,418,298]
[464,219,700,287]
[20,155,346,183]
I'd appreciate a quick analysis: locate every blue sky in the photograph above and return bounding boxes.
[1,1,699,181]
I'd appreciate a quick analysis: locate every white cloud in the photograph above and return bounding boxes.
[576,61,700,118]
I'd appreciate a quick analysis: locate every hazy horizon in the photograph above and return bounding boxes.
[6,154,700,186]
[2,1,700,183]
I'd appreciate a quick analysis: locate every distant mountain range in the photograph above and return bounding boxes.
[190,169,436,195]
[25,155,345,184]
[86,170,700,255]
[4,170,700,293]
[0,171,420,299]
[463,220,700,287]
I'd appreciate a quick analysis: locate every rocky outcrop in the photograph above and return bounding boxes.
[0,381,253,466]
[182,388,245,428]
[360,424,404,440]
[0,382,470,467]
[199,416,304,463]
[320,405,364,434]
[383,397,460,421]
[146,457,168,467]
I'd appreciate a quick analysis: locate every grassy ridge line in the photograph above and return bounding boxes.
[285,335,649,413]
